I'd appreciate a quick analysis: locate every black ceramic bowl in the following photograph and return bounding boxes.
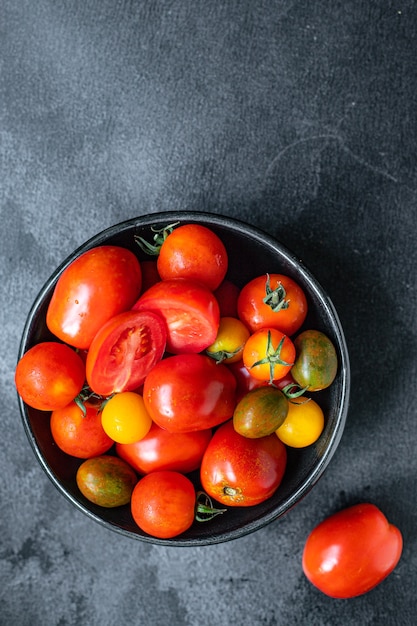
[18,211,350,546]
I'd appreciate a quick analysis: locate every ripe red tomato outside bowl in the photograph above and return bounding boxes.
[17,211,350,546]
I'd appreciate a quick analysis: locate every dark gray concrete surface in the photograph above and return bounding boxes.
[1,1,416,624]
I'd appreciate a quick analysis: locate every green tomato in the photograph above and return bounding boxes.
[291,330,338,391]
[233,386,289,438]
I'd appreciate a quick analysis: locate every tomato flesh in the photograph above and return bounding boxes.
[133,278,220,354]
[86,310,166,396]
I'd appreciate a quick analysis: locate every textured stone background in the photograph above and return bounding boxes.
[1,1,416,624]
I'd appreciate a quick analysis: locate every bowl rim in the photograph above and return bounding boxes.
[17,210,350,545]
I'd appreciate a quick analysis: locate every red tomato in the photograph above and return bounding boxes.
[237,273,307,336]
[213,279,240,317]
[200,420,287,506]
[15,342,85,411]
[227,360,269,403]
[86,310,166,396]
[131,471,196,539]
[140,260,161,292]
[133,278,220,354]
[302,503,403,598]
[46,246,142,349]
[116,422,212,474]
[242,328,295,382]
[157,224,228,291]
[143,354,237,433]
[50,401,113,458]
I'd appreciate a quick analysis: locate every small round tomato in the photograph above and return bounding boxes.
[276,396,324,447]
[15,342,85,411]
[46,246,142,349]
[237,273,308,336]
[76,455,137,508]
[291,329,338,391]
[133,278,220,354]
[131,471,196,539]
[213,279,240,317]
[242,328,295,383]
[200,420,287,507]
[116,423,212,474]
[86,310,166,396]
[143,354,237,433]
[206,317,250,363]
[50,400,113,458]
[233,387,289,438]
[302,504,403,598]
[226,360,270,403]
[101,392,152,444]
[156,224,228,291]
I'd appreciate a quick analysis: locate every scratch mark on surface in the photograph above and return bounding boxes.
[263,134,400,184]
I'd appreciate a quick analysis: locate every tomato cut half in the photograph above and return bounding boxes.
[133,278,220,354]
[86,310,166,396]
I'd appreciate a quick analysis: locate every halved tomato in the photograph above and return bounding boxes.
[86,310,166,396]
[133,278,220,354]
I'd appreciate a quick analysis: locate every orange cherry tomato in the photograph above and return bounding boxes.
[242,328,295,383]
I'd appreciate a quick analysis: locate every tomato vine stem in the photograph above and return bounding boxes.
[134,222,180,256]
[195,491,227,522]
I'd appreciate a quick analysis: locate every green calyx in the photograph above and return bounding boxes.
[134,222,180,256]
[251,330,294,384]
[262,274,290,312]
[74,383,112,417]
[195,491,227,523]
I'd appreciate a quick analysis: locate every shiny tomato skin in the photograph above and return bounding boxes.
[143,354,237,433]
[233,387,289,438]
[242,328,296,382]
[116,422,212,474]
[50,401,113,458]
[133,278,220,354]
[76,455,138,508]
[46,246,142,350]
[237,273,307,336]
[226,360,270,403]
[86,310,166,396]
[131,471,196,539]
[302,504,403,598]
[291,329,338,391]
[200,420,287,506]
[157,224,228,291]
[15,342,85,411]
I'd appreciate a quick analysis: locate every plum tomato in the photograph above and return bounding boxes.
[200,420,287,507]
[143,354,237,433]
[156,223,228,291]
[85,310,166,396]
[116,423,212,475]
[242,328,295,383]
[276,396,324,447]
[291,329,338,391]
[133,278,220,354]
[130,471,197,539]
[50,400,113,458]
[302,503,403,598]
[101,392,153,444]
[237,273,308,336]
[206,316,250,364]
[233,387,289,438]
[140,260,161,292]
[15,341,85,411]
[213,279,240,317]
[46,246,142,350]
[76,455,138,508]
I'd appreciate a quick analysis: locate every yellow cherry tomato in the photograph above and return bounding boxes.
[276,396,324,448]
[101,392,152,444]
[206,317,250,363]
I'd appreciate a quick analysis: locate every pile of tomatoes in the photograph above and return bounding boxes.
[16,222,340,540]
